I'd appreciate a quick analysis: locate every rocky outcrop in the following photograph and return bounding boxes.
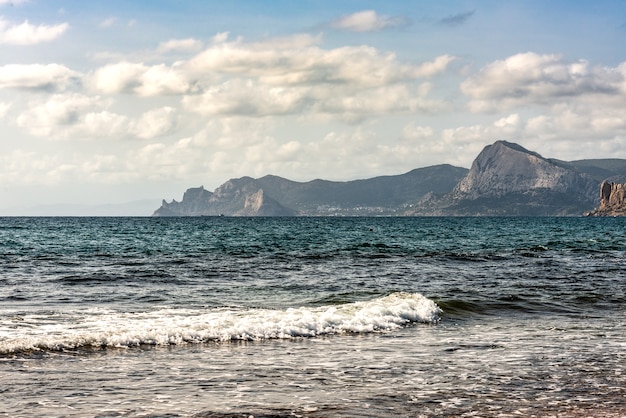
[585,181,626,216]
[240,188,297,216]
[154,141,626,217]
[410,141,599,216]
[153,164,468,216]
[453,141,597,198]
[153,186,213,216]
[154,181,297,216]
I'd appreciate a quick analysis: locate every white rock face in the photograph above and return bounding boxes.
[453,141,596,200]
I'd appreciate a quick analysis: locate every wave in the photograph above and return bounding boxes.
[0,292,440,355]
[434,290,620,318]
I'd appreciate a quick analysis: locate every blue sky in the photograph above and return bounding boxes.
[1,0,626,213]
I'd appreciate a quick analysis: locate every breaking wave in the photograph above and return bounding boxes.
[0,292,440,355]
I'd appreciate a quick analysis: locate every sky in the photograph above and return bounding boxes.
[1,0,626,214]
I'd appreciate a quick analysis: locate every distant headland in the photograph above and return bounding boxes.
[154,141,626,217]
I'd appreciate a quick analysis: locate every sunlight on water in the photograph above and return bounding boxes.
[1,217,625,416]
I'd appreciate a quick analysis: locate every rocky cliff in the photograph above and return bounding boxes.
[153,181,296,216]
[453,141,594,198]
[154,140,626,217]
[409,141,599,216]
[585,181,626,216]
[153,186,213,216]
[153,164,467,216]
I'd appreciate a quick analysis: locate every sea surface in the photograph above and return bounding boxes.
[0,216,624,417]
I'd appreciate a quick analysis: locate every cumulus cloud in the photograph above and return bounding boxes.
[526,103,626,140]
[402,123,434,140]
[188,35,454,87]
[16,93,127,139]
[186,36,453,118]
[458,53,626,157]
[182,80,310,117]
[438,114,525,160]
[91,62,191,96]
[157,38,203,54]
[181,74,448,121]
[189,42,422,86]
[132,139,212,181]
[91,34,455,121]
[130,106,178,139]
[314,83,447,123]
[0,18,68,45]
[436,104,626,164]
[0,101,10,119]
[0,150,48,185]
[121,118,387,185]
[16,93,181,141]
[461,52,626,111]
[0,63,80,90]
[329,10,407,32]
[99,17,116,28]
[0,149,141,186]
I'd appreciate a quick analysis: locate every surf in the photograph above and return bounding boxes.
[0,292,441,355]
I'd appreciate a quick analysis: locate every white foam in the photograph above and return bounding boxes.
[0,292,441,354]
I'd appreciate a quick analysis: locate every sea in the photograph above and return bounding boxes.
[0,216,624,418]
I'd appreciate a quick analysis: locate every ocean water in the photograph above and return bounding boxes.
[0,216,624,417]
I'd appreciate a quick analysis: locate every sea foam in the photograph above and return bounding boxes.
[0,292,440,354]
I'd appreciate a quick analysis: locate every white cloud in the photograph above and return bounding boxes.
[432,105,626,164]
[314,83,447,123]
[0,0,29,5]
[130,106,178,139]
[90,35,455,121]
[0,18,68,45]
[0,149,49,184]
[16,93,182,141]
[132,140,209,181]
[187,37,452,87]
[0,101,10,119]
[0,149,142,186]
[182,80,310,117]
[0,149,116,187]
[329,10,407,32]
[212,32,229,43]
[461,52,626,112]
[493,113,520,129]
[526,103,626,140]
[91,62,191,96]
[182,78,446,122]
[0,63,80,90]
[182,36,454,118]
[157,38,203,54]
[402,123,434,140]
[16,93,127,139]
[99,17,116,28]
[441,114,524,151]
[455,52,626,160]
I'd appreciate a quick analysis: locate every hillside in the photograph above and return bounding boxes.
[412,141,598,216]
[154,141,626,217]
[154,164,468,216]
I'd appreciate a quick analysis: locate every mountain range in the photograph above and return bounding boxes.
[154,140,626,217]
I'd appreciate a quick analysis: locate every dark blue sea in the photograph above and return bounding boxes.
[0,217,624,417]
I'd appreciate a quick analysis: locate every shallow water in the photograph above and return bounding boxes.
[0,217,625,417]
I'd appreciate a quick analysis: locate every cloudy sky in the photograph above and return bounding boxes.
[1,0,626,213]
